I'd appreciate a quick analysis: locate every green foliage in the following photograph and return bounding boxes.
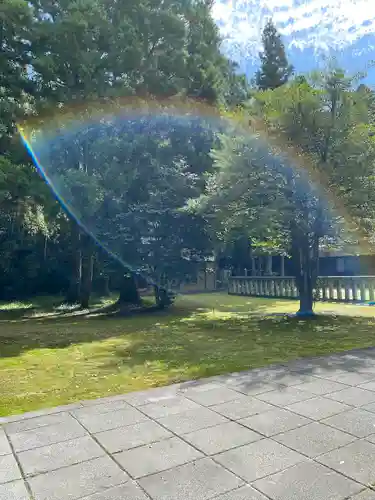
[255,19,293,91]
[1,0,249,302]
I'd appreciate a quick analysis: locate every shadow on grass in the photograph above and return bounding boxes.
[100,312,375,383]
[0,297,281,359]
[2,292,375,389]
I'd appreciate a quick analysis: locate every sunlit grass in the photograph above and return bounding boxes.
[1,292,375,416]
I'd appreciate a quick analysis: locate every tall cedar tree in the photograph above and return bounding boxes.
[255,19,293,90]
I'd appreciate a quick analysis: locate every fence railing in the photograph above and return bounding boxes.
[228,276,375,303]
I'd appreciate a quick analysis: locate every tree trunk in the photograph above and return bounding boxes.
[80,235,94,309]
[97,275,110,296]
[117,273,141,305]
[66,221,81,304]
[297,282,314,316]
[291,223,318,318]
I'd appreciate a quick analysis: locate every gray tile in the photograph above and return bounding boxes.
[231,382,284,397]
[123,387,180,407]
[74,407,148,433]
[0,480,30,500]
[287,397,351,420]
[239,408,312,437]
[184,387,242,406]
[359,380,375,392]
[213,439,305,482]
[28,456,129,500]
[9,419,86,452]
[0,454,22,484]
[179,381,223,394]
[253,460,362,500]
[257,386,315,406]
[80,394,130,406]
[18,435,105,476]
[157,407,228,434]
[140,396,201,419]
[322,409,375,438]
[351,490,375,500]
[268,372,315,387]
[211,398,274,420]
[72,400,132,418]
[318,439,375,485]
[274,422,356,458]
[214,485,269,499]
[82,482,151,500]
[183,422,261,455]
[95,420,172,453]
[0,429,11,456]
[326,387,375,406]
[139,457,243,500]
[4,413,75,435]
[362,401,375,414]
[297,379,350,396]
[0,404,82,424]
[115,436,202,478]
[319,372,375,386]
[363,434,375,445]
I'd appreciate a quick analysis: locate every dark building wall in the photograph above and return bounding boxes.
[226,255,375,277]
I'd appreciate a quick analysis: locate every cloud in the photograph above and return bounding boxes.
[212,0,375,64]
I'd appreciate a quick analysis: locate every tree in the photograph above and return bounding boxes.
[192,66,375,316]
[250,68,375,314]
[1,0,249,305]
[255,19,293,91]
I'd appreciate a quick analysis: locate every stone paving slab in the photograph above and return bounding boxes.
[8,418,87,452]
[4,412,75,435]
[351,490,375,500]
[94,420,173,454]
[211,397,274,420]
[273,422,356,458]
[292,378,350,396]
[3,347,375,499]
[27,456,129,500]
[322,408,375,438]
[0,453,22,483]
[286,396,351,420]
[238,408,312,437]
[252,460,362,500]
[81,482,149,500]
[18,435,105,476]
[213,439,306,482]
[157,406,229,434]
[138,458,243,500]
[325,387,375,407]
[0,480,30,500]
[213,485,269,499]
[0,403,83,425]
[183,422,262,455]
[256,386,315,406]
[0,428,11,456]
[183,387,242,406]
[317,439,375,485]
[114,436,203,478]
[73,407,148,433]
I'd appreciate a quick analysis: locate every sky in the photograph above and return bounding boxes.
[212,0,375,86]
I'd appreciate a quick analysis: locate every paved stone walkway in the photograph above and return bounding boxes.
[4,349,375,499]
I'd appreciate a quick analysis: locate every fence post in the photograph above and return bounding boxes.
[280,256,285,277]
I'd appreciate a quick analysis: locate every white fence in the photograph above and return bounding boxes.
[228,276,375,303]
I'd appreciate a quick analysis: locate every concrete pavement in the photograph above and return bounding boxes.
[3,348,375,499]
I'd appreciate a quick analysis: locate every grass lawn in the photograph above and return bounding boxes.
[1,292,375,416]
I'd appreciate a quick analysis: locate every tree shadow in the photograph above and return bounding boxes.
[0,297,279,359]
[99,311,375,385]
